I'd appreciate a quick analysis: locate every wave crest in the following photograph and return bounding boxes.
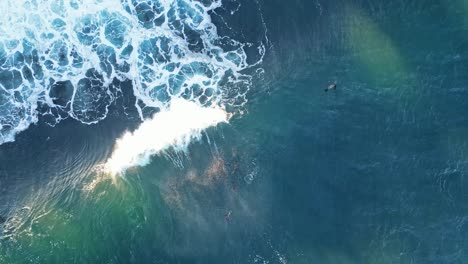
[104,98,228,175]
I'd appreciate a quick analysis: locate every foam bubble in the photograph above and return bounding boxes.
[104,99,227,175]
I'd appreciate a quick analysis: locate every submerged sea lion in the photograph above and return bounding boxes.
[0,216,5,224]
[225,211,232,223]
[324,83,337,92]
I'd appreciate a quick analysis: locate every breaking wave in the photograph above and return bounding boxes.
[104,98,227,175]
[0,0,265,144]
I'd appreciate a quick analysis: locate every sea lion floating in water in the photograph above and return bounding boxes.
[324,83,337,92]
[0,216,5,224]
[225,211,232,223]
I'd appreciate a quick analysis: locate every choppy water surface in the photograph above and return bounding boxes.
[2,0,468,263]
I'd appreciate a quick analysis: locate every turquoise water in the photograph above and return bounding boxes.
[2,0,468,263]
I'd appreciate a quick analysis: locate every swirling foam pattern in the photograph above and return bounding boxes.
[0,0,263,144]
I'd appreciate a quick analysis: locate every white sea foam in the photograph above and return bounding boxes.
[0,0,265,144]
[104,99,228,175]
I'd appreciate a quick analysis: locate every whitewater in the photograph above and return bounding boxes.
[0,0,264,146]
[104,99,228,175]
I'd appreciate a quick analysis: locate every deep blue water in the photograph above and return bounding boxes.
[2,0,468,263]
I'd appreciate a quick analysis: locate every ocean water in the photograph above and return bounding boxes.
[1,0,468,263]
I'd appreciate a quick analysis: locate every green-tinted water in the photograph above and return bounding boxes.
[2,0,468,263]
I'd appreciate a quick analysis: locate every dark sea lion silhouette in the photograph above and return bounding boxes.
[0,216,5,224]
[324,83,337,92]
